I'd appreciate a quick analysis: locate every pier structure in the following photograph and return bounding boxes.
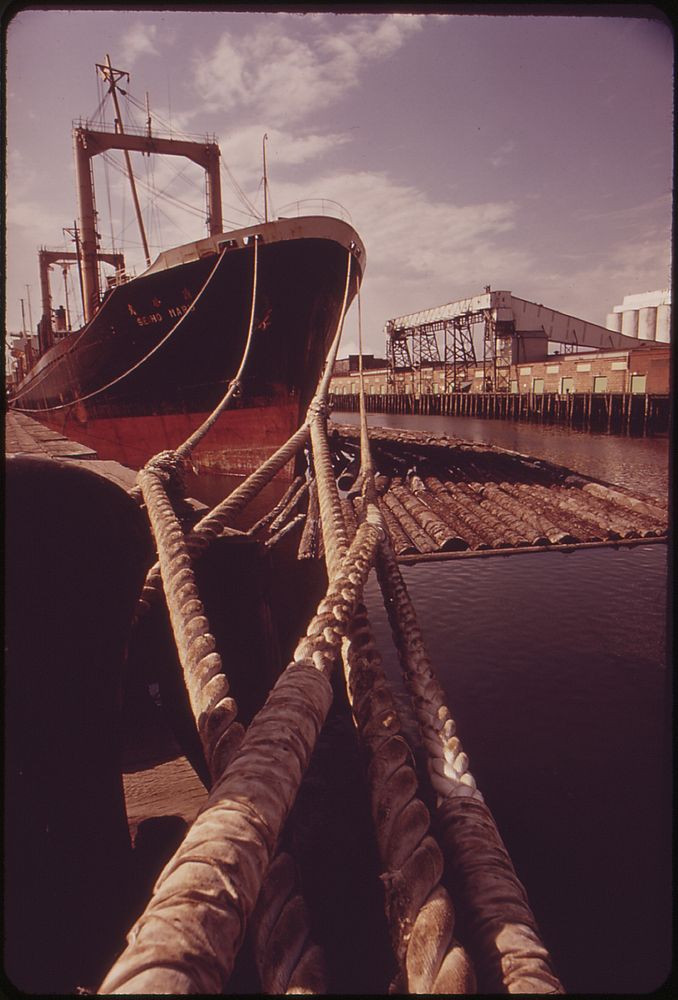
[386,288,655,396]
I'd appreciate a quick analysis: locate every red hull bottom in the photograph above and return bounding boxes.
[39,402,304,477]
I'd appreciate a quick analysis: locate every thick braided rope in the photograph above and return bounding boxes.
[133,242,354,616]
[138,465,329,993]
[374,538,564,994]
[308,377,474,990]
[137,460,245,781]
[98,519,382,994]
[340,599,475,993]
[134,423,311,620]
[309,408,350,580]
[249,852,328,994]
[326,294,475,990]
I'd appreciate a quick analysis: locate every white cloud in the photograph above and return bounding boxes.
[217,124,352,192]
[258,165,533,353]
[121,22,160,64]
[192,14,424,124]
[489,139,516,169]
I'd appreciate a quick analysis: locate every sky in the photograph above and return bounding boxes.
[3,6,674,358]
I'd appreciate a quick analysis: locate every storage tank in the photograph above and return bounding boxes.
[606,312,622,332]
[655,303,671,343]
[621,309,639,337]
[637,306,657,341]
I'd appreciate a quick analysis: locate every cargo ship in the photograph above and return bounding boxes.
[8,60,366,474]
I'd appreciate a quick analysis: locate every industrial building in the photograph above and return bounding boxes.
[331,288,671,397]
[606,289,671,343]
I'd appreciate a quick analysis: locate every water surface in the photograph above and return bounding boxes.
[339,411,672,994]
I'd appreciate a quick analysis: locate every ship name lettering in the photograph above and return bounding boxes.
[136,312,164,327]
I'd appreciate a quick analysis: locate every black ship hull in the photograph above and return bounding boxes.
[10,216,365,474]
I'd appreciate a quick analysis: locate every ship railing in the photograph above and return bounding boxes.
[105,269,133,289]
[276,199,353,224]
[72,118,218,145]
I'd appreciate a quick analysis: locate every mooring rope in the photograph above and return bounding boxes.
[109,246,361,992]
[340,604,476,993]
[308,291,476,993]
[333,294,563,991]
[133,244,355,620]
[249,851,328,994]
[127,237,262,507]
[136,454,245,783]
[136,452,330,994]
[10,242,231,411]
[373,542,564,993]
[98,518,382,994]
[176,237,260,462]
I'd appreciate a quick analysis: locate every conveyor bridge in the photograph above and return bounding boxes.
[386,289,650,392]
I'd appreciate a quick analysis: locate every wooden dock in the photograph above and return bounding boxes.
[5,410,139,490]
[5,409,208,839]
[330,390,671,436]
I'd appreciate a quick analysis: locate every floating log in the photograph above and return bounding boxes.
[408,476,468,551]
[423,477,491,551]
[298,480,322,560]
[503,483,592,543]
[580,481,667,522]
[391,479,468,552]
[447,479,531,548]
[376,497,418,557]
[468,482,550,547]
[381,485,438,555]
[560,484,663,538]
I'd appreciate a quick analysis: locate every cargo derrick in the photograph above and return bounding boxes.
[75,56,222,322]
[37,247,124,355]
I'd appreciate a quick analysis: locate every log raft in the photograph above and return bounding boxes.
[323,423,668,562]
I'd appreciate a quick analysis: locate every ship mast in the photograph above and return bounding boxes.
[98,55,151,268]
[74,60,222,322]
[262,133,269,224]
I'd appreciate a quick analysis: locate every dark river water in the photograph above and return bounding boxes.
[188,413,672,994]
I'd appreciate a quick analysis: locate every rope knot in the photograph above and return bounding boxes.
[308,399,329,421]
[140,449,191,503]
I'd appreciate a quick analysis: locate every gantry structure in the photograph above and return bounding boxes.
[386,288,648,392]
